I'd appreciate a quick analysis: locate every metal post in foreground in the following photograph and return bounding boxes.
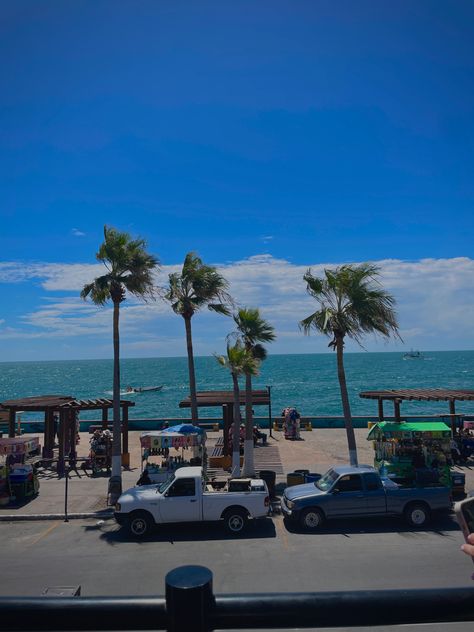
[64,467,70,523]
[165,565,213,632]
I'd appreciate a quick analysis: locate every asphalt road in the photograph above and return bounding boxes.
[2,513,474,631]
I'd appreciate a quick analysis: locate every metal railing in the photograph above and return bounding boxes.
[1,565,474,631]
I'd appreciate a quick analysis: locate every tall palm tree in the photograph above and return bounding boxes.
[300,263,400,467]
[233,308,276,476]
[81,226,159,499]
[215,342,259,477]
[165,252,232,423]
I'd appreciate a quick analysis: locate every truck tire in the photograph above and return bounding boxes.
[127,510,154,538]
[300,507,324,530]
[404,502,431,527]
[223,508,248,534]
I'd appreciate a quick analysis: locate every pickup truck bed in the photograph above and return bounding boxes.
[115,466,270,537]
[281,465,452,530]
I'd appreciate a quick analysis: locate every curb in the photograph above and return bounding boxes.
[0,510,114,522]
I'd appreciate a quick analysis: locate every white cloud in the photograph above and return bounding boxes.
[0,255,473,356]
[71,228,86,237]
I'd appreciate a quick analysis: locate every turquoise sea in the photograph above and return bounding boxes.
[1,351,473,421]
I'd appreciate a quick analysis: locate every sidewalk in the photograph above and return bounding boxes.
[1,428,472,521]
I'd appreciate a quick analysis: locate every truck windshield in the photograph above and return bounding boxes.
[315,469,339,491]
[158,474,176,494]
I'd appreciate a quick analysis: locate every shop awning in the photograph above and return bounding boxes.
[367,421,451,440]
[140,431,203,449]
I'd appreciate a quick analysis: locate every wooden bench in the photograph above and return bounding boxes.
[210,444,224,458]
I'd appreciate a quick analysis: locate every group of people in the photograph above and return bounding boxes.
[451,429,474,464]
[227,424,267,453]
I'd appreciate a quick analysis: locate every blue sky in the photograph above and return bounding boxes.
[1,2,473,360]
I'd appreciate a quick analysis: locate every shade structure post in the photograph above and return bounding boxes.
[394,399,401,423]
[378,399,384,422]
[57,410,67,477]
[101,408,108,430]
[44,409,54,458]
[69,410,78,466]
[8,409,15,438]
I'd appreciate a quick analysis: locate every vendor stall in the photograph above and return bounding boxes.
[0,437,41,504]
[140,425,206,483]
[367,421,464,492]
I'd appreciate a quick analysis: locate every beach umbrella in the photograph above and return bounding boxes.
[163,423,205,435]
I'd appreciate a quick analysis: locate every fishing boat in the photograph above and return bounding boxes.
[126,385,163,393]
[403,349,424,359]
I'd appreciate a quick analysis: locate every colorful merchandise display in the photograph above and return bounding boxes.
[281,407,301,440]
[0,437,41,503]
[139,427,206,483]
[367,421,454,488]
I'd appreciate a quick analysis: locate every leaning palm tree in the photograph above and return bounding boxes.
[81,226,159,500]
[215,342,259,477]
[233,308,276,476]
[300,263,400,467]
[164,252,232,423]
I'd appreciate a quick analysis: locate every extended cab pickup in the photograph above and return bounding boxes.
[115,466,270,537]
[281,465,452,530]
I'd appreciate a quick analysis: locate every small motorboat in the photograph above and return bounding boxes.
[126,385,163,393]
[403,349,424,359]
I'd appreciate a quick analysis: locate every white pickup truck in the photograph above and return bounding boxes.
[114,466,270,537]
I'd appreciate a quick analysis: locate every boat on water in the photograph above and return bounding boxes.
[403,349,424,359]
[126,385,163,393]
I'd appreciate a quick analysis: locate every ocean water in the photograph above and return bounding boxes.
[1,351,473,421]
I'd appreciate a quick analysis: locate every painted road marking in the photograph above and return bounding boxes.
[29,521,60,546]
[275,515,289,551]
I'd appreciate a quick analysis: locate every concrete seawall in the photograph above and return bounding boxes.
[9,414,455,434]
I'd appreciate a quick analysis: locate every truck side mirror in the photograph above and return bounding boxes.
[332,488,339,494]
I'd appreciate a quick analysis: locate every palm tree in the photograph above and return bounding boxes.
[164,252,232,423]
[300,263,400,467]
[215,343,259,477]
[233,308,276,476]
[81,226,159,499]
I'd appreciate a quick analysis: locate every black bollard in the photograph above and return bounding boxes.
[165,565,213,632]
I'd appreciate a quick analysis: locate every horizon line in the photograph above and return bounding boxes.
[0,348,473,365]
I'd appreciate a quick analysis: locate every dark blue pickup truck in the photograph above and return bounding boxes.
[281,465,452,530]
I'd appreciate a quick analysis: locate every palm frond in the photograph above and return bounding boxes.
[162,252,232,319]
[301,263,401,347]
[81,226,158,307]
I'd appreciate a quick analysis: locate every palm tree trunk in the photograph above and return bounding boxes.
[231,372,241,477]
[242,372,255,476]
[112,299,122,479]
[335,335,358,467]
[184,315,199,423]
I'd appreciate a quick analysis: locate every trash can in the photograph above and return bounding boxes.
[259,470,276,498]
[305,472,321,483]
[451,471,466,496]
[294,469,309,476]
[286,472,304,487]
